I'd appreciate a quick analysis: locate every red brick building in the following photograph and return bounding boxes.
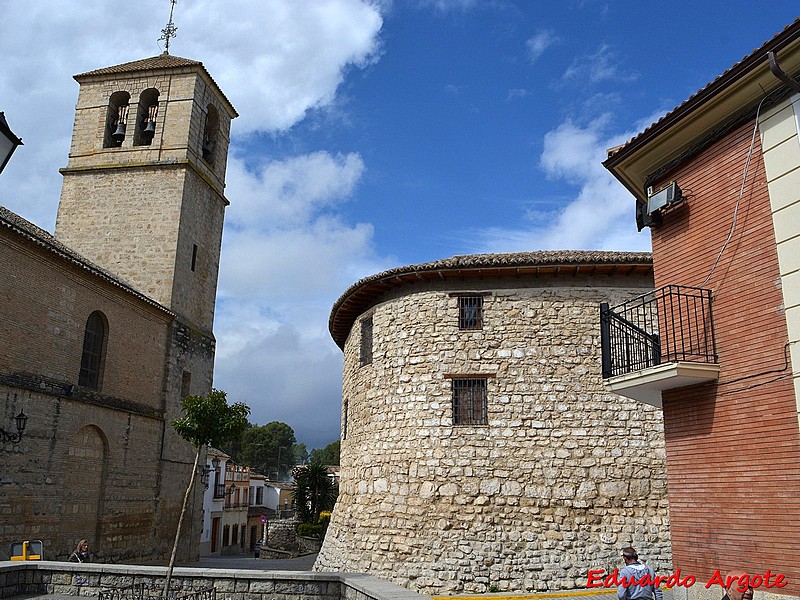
[603,20,800,599]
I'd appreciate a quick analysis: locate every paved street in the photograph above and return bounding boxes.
[178,552,318,571]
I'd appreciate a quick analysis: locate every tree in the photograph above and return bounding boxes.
[309,440,340,465]
[167,389,249,598]
[239,421,296,479]
[291,461,338,525]
[292,442,308,465]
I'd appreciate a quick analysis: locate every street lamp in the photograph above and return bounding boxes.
[0,411,28,444]
[197,454,222,487]
[0,112,23,176]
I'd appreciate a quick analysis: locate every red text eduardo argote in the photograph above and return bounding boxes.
[586,568,787,591]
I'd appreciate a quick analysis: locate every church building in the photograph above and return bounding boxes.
[0,53,236,562]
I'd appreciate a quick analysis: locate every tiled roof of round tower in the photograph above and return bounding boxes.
[329,250,652,348]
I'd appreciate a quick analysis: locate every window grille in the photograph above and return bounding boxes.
[79,311,107,390]
[360,316,373,366]
[342,400,348,440]
[452,378,488,425]
[459,296,484,330]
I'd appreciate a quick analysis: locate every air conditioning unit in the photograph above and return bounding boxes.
[647,182,682,216]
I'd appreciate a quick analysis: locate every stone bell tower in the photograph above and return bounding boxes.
[56,53,238,337]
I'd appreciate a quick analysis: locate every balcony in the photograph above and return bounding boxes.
[600,285,720,407]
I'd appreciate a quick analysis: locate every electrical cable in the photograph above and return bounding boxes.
[697,95,769,288]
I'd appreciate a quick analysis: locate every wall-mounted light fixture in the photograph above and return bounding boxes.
[0,411,28,444]
[197,455,222,488]
[0,112,23,176]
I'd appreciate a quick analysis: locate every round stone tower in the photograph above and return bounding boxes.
[317,251,671,595]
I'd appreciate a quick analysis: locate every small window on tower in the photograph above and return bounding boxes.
[191,244,198,272]
[202,104,219,165]
[181,371,192,398]
[360,316,373,366]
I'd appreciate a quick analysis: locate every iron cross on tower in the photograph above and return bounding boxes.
[159,0,178,54]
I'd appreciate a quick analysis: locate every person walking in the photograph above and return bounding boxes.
[617,546,663,600]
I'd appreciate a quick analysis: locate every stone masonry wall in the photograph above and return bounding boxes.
[316,273,671,595]
[0,562,427,600]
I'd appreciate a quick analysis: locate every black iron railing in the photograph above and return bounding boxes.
[600,285,717,379]
[212,483,226,499]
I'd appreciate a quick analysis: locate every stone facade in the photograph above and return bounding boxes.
[318,252,671,595]
[0,54,235,563]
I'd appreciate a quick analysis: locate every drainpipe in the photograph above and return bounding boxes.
[767,51,800,94]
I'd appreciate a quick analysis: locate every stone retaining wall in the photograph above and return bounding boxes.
[266,520,296,550]
[0,562,425,600]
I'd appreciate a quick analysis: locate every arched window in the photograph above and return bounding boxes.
[79,311,108,390]
[104,91,131,148]
[202,104,219,165]
[133,88,160,146]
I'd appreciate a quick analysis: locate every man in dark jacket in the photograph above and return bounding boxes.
[722,572,754,600]
[617,546,663,600]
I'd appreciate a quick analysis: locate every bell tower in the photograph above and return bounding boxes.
[55,54,238,336]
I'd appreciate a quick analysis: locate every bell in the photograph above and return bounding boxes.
[112,122,126,144]
[143,119,156,136]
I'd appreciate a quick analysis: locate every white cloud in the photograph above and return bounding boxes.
[562,43,638,85]
[506,88,531,101]
[227,152,366,229]
[472,117,652,253]
[526,30,559,63]
[418,0,478,12]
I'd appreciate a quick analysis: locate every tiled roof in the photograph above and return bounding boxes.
[75,53,238,118]
[75,53,202,77]
[0,206,173,315]
[607,18,800,161]
[329,250,653,348]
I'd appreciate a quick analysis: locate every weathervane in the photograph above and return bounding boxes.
[159,0,178,54]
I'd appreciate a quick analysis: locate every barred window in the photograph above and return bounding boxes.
[452,378,488,425]
[360,315,373,366]
[458,296,484,330]
[79,311,108,390]
[342,400,349,440]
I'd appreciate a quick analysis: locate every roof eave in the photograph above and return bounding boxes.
[328,253,653,350]
[604,20,800,201]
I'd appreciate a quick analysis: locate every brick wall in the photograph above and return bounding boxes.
[651,118,800,591]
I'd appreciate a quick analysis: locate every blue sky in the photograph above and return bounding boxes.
[1,1,798,451]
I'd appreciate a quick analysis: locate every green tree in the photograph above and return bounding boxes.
[309,440,340,465]
[167,389,249,598]
[291,461,338,524]
[292,442,309,465]
[239,421,296,479]
[219,420,253,460]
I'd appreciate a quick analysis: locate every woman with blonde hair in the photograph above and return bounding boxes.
[68,539,90,563]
